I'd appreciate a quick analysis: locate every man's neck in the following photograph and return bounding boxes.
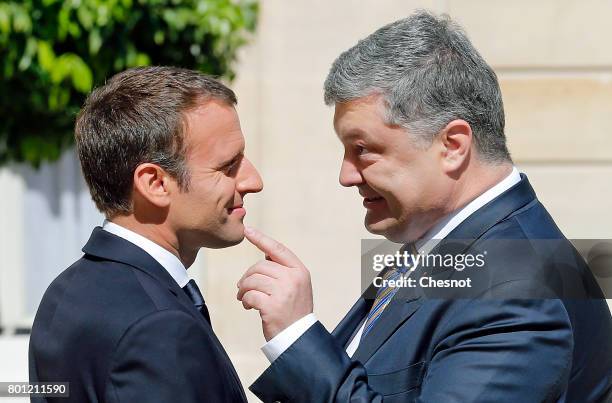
[447,162,513,215]
[413,161,516,251]
[108,215,197,268]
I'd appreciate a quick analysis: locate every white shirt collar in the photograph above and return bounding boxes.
[415,166,522,254]
[102,220,190,288]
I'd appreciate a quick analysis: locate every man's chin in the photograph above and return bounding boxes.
[365,215,412,242]
[203,224,246,249]
[364,216,394,237]
[206,234,244,249]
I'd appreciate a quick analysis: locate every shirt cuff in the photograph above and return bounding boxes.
[261,313,318,363]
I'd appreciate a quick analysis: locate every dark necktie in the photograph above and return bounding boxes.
[182,279,211,325]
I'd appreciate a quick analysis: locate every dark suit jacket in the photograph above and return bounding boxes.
[29,228,247,403]
[250,175,612,402]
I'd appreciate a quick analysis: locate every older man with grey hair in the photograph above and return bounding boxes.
[238,10,612,402]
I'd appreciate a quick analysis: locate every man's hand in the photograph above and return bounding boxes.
[237,226,313,341]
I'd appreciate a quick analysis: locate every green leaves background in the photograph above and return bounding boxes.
[0,0,258,166]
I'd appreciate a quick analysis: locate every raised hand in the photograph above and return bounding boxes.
[237,226,313,341]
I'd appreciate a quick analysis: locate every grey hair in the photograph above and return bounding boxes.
[324,10,511,163]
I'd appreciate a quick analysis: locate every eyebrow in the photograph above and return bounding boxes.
[341,128,370,142]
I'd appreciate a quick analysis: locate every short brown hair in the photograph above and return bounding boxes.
[75,66,237,217]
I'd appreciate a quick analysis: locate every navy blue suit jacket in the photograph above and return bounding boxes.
[29,228,247,403]
[250,175,612,402]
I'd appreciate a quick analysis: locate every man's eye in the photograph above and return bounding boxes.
[356,145,368,155]
[224,159,239,174]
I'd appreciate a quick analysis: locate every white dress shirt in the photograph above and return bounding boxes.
[262,167,522,363]
[102,220,190,288]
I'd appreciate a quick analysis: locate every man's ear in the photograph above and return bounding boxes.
[132,163,173,208]
[439,119,473,174]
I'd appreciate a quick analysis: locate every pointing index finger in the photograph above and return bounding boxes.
[244,226,302,268]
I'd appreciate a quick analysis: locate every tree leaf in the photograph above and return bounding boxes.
[18,37,37,71]
[37,40,55,71]
[71,56,93,92]
[88,28,102,54]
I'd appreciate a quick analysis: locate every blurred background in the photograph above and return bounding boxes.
[1,0,611,401]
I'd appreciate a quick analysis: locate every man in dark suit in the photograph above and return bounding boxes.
[236,11,612,402]
[29,66,263,402]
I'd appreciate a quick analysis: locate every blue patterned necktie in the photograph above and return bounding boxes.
[361,243,417,339]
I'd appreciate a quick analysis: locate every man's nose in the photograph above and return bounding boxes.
[236,157,264,194]
[339,157,363,187]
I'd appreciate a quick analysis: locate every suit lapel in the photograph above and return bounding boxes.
[338,252,424,364]
[332,297,370,348]
[352,290,422,364]
[332,270,386,348]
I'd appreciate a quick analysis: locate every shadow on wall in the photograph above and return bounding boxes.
[9,149,103,318]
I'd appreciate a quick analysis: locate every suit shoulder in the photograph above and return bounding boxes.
[492,199,564,239]
[37,255,163,318]
[31,255,185,360]
[475,200,605,300]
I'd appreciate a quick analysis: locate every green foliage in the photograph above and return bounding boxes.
[0,0,258,167]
